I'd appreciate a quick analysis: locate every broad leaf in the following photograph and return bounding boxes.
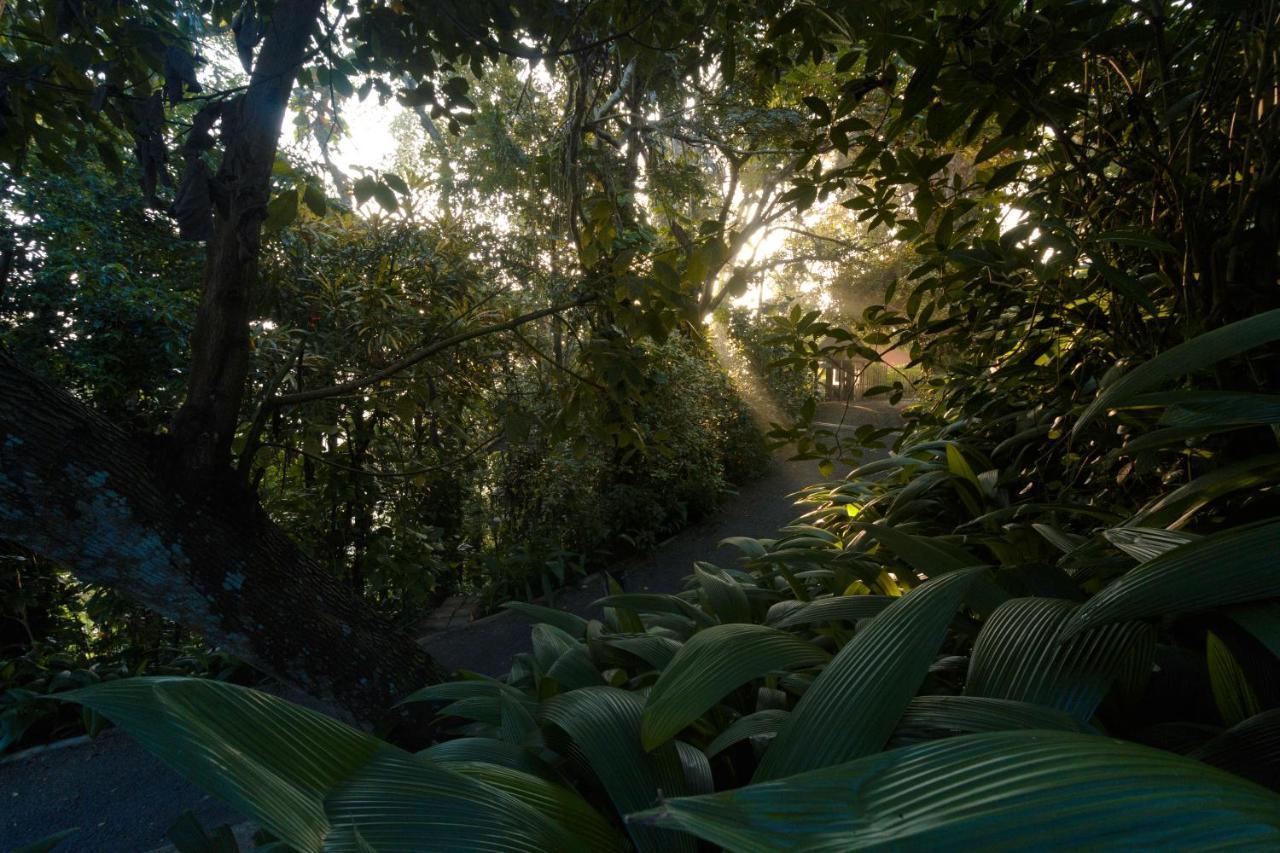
[540,687,694,853]
[753,569,981,781]
[1191,709,1280,792]
[675,741,714,795]
[416,737,548,776]
[631,731,1280,850]
[846,520,980,572]
[63,678,572,852]
[594,594,716,628]
[766,594,894,628]
[503,602,589,637]
[444,762,626,851]
[1129,455,1280,528]
[1132,391,1280,428]
[890,695,1090,746]
[965,597,1155,720]
[1062,519,1280,638]
[693,562,751,623]
[641,624,828,750]
[605,634,684,671]
[705,709,788,758]
[321,751,576,852]
[1207,631,1262,727]
[1074,308,1280,434]
[1103,527,1199,562]
[1229,602,1280,659]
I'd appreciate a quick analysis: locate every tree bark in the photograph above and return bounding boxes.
[0,350,446,723]
[169,0,323,480]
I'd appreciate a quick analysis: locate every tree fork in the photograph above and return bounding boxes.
[0,350,446,723]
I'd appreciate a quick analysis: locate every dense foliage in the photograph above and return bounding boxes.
[3,0,1280,848]
[0,169,768,753]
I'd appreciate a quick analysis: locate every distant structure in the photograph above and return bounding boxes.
[820,347,913,401]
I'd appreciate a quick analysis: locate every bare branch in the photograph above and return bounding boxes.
[592,56,638,122]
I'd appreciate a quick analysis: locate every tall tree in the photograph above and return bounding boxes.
[0,0,755,720]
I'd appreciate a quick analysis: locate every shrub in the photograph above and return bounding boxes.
[60,314,1280,850]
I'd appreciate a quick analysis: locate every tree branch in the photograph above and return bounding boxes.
[258,431,501,479]
[268,294,598,409]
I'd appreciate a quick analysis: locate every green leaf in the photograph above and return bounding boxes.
[753,569,981,781]
[1103,527,1199,562]
[593,594,716,628]
[604,634,684,670]
[371,181,399,212]
[381,172,410,195]
[692,562,750,623]
[64,677,375,850]
[675,741,714,795]
[719,536,768,559]
[1075,308,1280,434]
[547,647,606,690]
[321,749,574,852]
[1062,519,1280,638]
[802,95,831,124]
[532,624,604,690]
[1228,602,1280,659]
[166,810,219,853]
[641,625,829,750]
[602,574,646,634]
[899,57,940,119]
[1091,229,1177,252]
[302,180,327,216]
[1129,454,1280,528]
[397,677,534,713]
[1208,631,1263,727]
[629,731,1280,850]
[1094,260,1159,314]
[445,762,626,852]
[1191,709,1280,792]
[540,687,694,853]
[705,709,788,758]
[845,522,1005,615]
[416,737,549,776]
[503,602,588,638]
[352,175,378,206]
[891,695,1091,745]
[965,598,1155,720]
[945,444,981,489]
[766,594,894,629]
[1132,391,1280,428]
[61,678,569,852]
[264,188,299,232]
[499,691,540,744]
[845,520,979,572]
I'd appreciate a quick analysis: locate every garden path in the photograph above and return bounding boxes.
[0,401,895,853]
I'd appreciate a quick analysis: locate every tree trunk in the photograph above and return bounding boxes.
[169,0,323,481]
[0,350,446,724]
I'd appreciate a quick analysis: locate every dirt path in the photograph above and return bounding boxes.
[0,401,895,852]
[421,402,897,674]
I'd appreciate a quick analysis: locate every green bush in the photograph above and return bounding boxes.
[726,305,820,417]
[476,335,770,601]
[59,313,1280,849]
